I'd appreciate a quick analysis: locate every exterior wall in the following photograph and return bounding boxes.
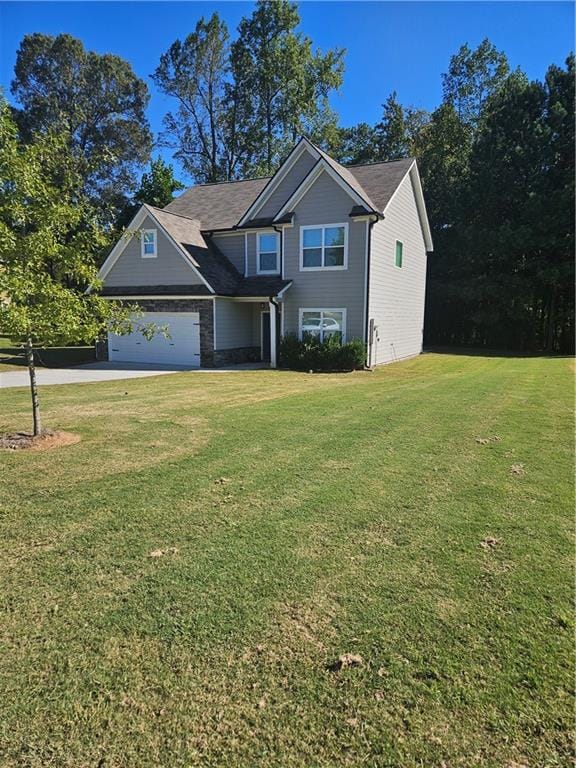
[214,298,255,350]
[281,169,367,342]
[119,298,216,367]
[256,149,317,219]
[211,233,245,275]
[368,172,428,365]
[105,215,200,287]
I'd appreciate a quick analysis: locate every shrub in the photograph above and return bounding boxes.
[279,333,366,372]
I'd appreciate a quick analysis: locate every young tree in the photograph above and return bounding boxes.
[441,38,509,126]
[11,33,152,224]
[0,101,136,435]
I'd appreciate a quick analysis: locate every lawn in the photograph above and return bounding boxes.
[0,336,95,371]
[0,354,573,767]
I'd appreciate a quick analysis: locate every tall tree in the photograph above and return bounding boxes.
[230,0,344,176]
[117,157,185,229]
[152,14,238,182]
[441,38,509,126]
[11,33,152,223]
[0,100,136,435]
[374,91,429,160]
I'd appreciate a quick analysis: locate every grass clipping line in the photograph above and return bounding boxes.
[0,430,81,451]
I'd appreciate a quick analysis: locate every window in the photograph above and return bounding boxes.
[141,229,157,258]
[299,309,346,343]
[395,240,403,268]
[300,224,348,270]
[257,232,280,274]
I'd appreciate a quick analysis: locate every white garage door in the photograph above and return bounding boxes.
[108,312,201,366]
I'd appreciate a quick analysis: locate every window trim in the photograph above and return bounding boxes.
[298,307,347,343]
[395,239,403,269]
[141,229,157,259]
[299,223,349,272]
[256,230,280,275]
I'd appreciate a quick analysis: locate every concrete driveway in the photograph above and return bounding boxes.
[0,361,264,389]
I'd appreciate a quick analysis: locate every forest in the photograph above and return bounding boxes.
[3,0,574,354]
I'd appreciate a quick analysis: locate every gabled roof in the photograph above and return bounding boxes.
[164,140,426,234]
[98,204,292,298]
[164,177,270,230]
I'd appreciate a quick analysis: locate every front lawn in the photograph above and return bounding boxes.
[0,354,573,767]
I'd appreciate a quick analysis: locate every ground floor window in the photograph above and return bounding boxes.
[299,308,346,343]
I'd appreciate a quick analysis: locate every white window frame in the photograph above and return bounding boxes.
[257,231,280,275]
[299,223,349,272]
[141,229,157,259]
[298,308,347,343]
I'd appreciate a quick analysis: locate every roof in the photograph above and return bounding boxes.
[347,158,415,212]
[165,152,416,231]
[164,177,270,230]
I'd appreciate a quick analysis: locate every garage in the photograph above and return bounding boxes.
[108,312,201,366]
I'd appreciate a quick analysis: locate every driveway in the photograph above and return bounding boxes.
[0,361,265,389]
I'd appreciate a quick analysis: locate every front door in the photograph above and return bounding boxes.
[261,312,270,361]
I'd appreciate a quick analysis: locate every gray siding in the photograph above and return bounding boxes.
[214,298,255,350]
[212,233,245,275]
[105,215,200,287]
[256,149,317,219]
[281,169,367,341]
[368,171,427,365]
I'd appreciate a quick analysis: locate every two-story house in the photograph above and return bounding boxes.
[97,137,433,368]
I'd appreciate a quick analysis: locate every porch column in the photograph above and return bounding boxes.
[268,299,277,369]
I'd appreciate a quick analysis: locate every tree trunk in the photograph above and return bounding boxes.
[25,338,42,436]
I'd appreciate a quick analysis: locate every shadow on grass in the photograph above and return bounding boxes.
[424,345,573,360]
[0,338,95,369]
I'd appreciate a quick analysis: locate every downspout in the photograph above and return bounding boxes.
[364,214,380,369]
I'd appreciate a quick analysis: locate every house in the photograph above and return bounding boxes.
[97,137,433,368]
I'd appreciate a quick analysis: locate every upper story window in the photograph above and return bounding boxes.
[300,224,348,271]
[395,240,403,268]
[257,232,280,274]
[141,229,157,258]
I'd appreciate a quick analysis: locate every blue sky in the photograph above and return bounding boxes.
[0,1,573,180]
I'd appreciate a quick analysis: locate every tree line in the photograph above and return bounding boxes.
[3,0,575,353]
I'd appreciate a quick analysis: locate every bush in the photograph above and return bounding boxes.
[279,333,366,372]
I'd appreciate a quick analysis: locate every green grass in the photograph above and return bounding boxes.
[0,354,573,767]
[0,336,95,371]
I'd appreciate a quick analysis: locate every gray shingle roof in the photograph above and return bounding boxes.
[164,177,270,230]
[347,158,415,212]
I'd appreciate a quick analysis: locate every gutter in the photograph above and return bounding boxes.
[364,213,381,369]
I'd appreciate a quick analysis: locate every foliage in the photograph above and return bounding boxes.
[279,333,365,371]
[231,0,344,176]
[441,37,510,126]
[11,32,152,225]
[374,91,429,161]
[117,157,184,229]
[152,14,237,183]
[154,2,344,181]
[424,55,574,353]
[0,100,141,431]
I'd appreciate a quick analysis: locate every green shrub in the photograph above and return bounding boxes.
[279,333,366,372]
